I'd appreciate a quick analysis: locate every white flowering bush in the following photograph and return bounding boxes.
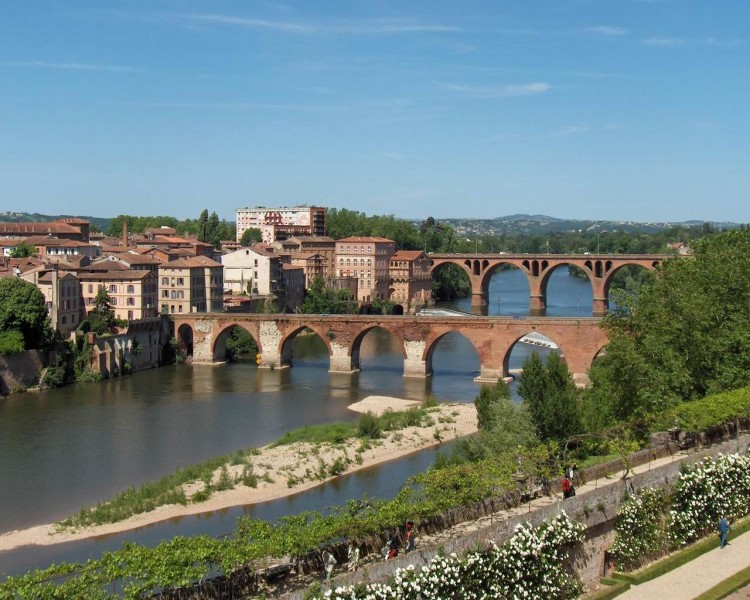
[320,513,584,600]
[669,452,750,546]
[611,488,670,569]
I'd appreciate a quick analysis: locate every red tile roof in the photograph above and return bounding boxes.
[335,236,395,243]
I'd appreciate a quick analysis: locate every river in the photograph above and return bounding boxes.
[0,267,592,577]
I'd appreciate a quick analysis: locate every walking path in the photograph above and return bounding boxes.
[618,529,750,600]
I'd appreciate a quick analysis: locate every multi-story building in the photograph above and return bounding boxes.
[334,237,396,303]
[220,246,284,296]
[0,218,90,242]
[236,206,326,244]
[273,236,336,279]
[78,270,159,321]
[158,256,223,315]
[0,236,100,259]
[35,270,81,334]
[289,252,327,287]
[92,253,161,274]
[389,250,434,313]
[280,264,305,312]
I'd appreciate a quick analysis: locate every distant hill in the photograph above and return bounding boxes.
[0,211,110,233]
[428,214,740,237]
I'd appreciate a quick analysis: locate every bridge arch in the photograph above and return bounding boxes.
[601,260,660,301]
[502,330,564,381]
[279,325,331,368]
[211,323,261,363]
[350,324,405,372]
[176,323,194,358]
[424,330,481,379]
[477,261,531,313]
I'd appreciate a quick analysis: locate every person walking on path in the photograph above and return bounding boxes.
[322,549,337,581]
[719,516,732,548]
[404,521,416,553]
[562,475,575,499]
[347,541,360,572]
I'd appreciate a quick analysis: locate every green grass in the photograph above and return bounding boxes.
[586,579,631,600]
[270,422,357,446]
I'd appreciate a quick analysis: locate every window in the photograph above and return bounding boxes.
[127,285,134,294]
[88,284,93,293]
[128,311,133,320]
[162,290,168,298]
[127,297,135,306]
[177,278,184,285]
[109,284,117,293]
[61,316,67,324]
[111,297,117,305]
[178,305,183,313]
[162,304,169,314]
[162,277,168,285]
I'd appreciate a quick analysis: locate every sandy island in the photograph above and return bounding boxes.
[0,398,477,553]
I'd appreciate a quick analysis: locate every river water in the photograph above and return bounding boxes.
[0,268,592,576]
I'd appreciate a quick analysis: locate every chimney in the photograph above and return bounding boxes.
[122,220,129,248]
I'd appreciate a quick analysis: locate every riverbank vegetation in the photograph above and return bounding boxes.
[54,402,445,530]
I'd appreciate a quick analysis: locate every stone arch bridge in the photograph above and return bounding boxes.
[172,314,609,384]
[429,253,668,315]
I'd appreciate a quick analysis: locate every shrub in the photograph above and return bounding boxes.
[357,411,382,439]
[0,330,24,355]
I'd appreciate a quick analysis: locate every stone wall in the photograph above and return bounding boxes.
[0,350,46,395]
[90,317,170,378]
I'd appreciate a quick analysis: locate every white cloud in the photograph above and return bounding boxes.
[551,124,590,137]
[6,60,142,73]
[380,152,405,160]
[435,81,550,99]
[175,14,460,35]
[644,36,742,48]
[587,26,629,36]
[603,121,622,131]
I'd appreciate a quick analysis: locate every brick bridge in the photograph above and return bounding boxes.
[429,253,667,315]
[172,314,609,383]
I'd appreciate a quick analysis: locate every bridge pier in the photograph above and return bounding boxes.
[592,298,608,317]
[329,341,358,374]
[403,340,431,378]
[473,364,504,384]
[258,321,288,370]
[529,295,547,316]
[470,291,487,308]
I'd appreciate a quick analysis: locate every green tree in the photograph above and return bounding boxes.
[590,230,750,421]
[518,352,581,442]
[87,287,117,335]
[240,228,263,246]
[197,209,209,243]
[225,327,259,360]
[10,241,36,258]
[0,330,25,355]
[371,298,395,315]
[474,380,511,431]
[0,277,51,349]
[300,276,357,314]
[448,383,538,464]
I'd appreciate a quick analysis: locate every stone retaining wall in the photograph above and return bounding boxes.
[0,350,45,395]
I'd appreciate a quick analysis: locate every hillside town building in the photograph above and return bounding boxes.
[334,237,396,302]
[158,256,224,315]
[235,205,326,244]
[389,250,434,313]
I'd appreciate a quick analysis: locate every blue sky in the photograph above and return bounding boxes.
[1,1,748,223]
